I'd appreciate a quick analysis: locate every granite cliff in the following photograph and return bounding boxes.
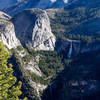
[0,12,20,49]
[11,8,56,51]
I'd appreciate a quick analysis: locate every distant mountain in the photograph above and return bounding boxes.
[0,0,74,16]
[0,0,71,10]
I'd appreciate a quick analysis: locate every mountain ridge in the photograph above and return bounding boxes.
[0,0,73,16]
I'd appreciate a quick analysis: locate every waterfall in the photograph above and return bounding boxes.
[49,82,54,99]
[67,42,72,59]
[49,83,52,98]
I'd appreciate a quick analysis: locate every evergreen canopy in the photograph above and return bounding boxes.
[0,42,22,100]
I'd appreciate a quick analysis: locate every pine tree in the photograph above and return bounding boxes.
[0,42,22,100]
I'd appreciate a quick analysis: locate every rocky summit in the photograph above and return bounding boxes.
[11,8,56,50]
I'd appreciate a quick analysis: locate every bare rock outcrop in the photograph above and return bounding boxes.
[12,8,56,51]
[0,17,20,49]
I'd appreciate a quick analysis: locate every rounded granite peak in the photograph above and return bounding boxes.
[11,8,56,51]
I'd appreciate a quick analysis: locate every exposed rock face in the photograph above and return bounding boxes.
[12,9,56,51]
[13,48,47,99]
[30,80,47,96]
[0,18,20,49]
[24,55,42,76]
[0,11,11,20]
[61,40,100,58]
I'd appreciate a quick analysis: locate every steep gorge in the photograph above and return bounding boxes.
[0,0,100,100]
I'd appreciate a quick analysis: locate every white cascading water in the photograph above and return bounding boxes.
[49,83,52,98]
[67,42,72,59]
[49,82,55,99]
